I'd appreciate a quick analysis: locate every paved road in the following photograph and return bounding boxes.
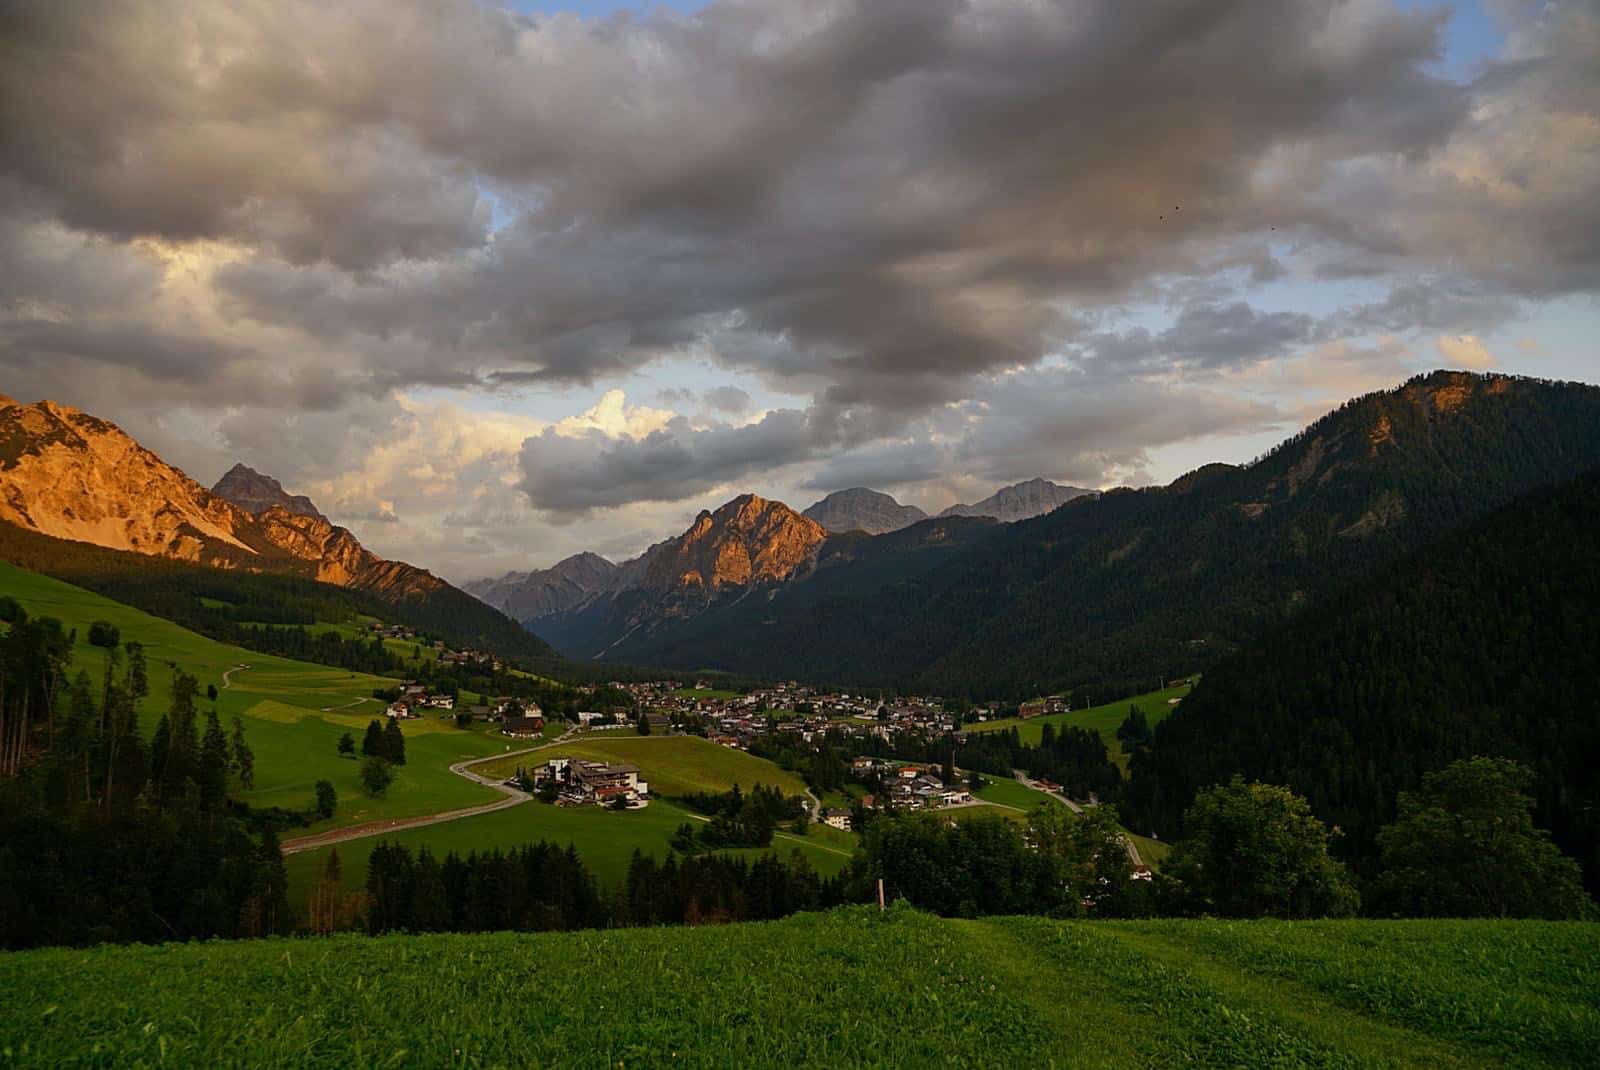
[1012,768,1145,867]
[278,733,580,856]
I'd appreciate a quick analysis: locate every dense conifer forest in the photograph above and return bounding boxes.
[1125,468,1600,893]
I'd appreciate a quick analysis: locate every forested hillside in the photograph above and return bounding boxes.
[1125,468,1600,892]
[588,373,1600,699]
[0,521,558,666]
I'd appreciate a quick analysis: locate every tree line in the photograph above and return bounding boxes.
[0,610,290,948]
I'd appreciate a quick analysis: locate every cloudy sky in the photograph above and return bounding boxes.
[2,0,1596,582]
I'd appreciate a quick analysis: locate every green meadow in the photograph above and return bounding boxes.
[285,796,855,906]
[472,733,811,798]
[3,908,1594,1068]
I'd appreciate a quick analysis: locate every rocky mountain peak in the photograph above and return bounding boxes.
[803,487,928,534]
[939,478,1096,523]
[212,463,327,521]
[646,494,826,591]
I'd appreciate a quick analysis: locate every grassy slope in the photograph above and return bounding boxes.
[968,681,1194,769]
[0,561,506,829]
[3,910,1595,1068]
[472,734,810,798]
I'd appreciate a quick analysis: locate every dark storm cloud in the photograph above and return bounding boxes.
[1,0,1596,516]
[518,409,827,515]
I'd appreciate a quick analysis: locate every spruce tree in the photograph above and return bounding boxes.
[383,717,407,765]
[148,714,172,786]
[314,779,337,819]
[362,719,384,757]
[199,708,230,810]
[338,731,356,757]
[231,716,255,789]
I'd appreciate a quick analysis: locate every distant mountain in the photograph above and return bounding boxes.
[938,478,1096,522]
[531,494,831,657]
[211,463,326,521]
[1126,468,1600,894]
[465,552,618,620]
[0,394,553,658]
[548,372,1600,696]
[803,488,927,534]
[640,494,827,594]
[542,513,1003,668]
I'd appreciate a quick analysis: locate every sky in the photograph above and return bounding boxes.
[1,0,1596,582]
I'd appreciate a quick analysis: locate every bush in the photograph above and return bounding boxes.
[87,620,120,648]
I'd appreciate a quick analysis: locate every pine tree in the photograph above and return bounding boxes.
[362,719,384,757]
[199,708,230,810]
[383,717,407,765]
[314,779,337,819]
[231,716,255,789]
[148,714,172,786]
[338,731,355,757]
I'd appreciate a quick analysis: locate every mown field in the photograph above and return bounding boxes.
[472,733,811,798]
[2,909,1594,1068]
[0,561,508,830]
[968,681,1194,769]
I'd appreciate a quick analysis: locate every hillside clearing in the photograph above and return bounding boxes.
[968,682,1194,769]
[2,910,1593,1068]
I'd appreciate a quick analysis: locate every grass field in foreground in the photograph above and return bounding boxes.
[284,797,855,906]
[0,560,507,830]
[472,734,810,798]
[3,910,1595,1068]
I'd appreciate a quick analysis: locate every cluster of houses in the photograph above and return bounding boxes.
[851,757,975,810]
[384,681,457,720]
[366,622,502,671]
[1017,695,1072,720]
[385,687,547,738]
[522,757,648,808]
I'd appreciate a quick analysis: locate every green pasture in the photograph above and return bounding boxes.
[472,733,810,799]
[5,910,1594,1068]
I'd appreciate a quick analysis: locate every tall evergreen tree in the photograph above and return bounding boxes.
[199,708,230,810]
[383,717,407,765]
[361,719,384,758]
[230,716,254,789]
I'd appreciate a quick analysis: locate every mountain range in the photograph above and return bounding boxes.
[7,371,1600,702]
[499,372,1600,697]
[0,393,550,658]
[471,477,1091,636]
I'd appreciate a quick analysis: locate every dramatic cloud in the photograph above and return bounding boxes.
[0,0,1595,571]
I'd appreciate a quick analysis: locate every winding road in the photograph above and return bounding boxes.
[279,736,572,856]
[1012,768,1145,868]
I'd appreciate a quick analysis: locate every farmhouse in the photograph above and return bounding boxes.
[820,808,852,831]
[502,713,547,739]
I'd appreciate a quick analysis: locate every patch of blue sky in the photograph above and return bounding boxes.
[1397,0,1505,79]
